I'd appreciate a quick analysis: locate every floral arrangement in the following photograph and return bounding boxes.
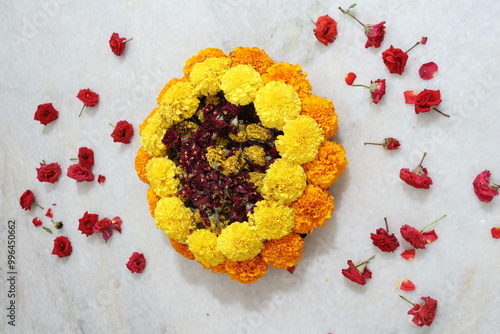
[135,46,347,283]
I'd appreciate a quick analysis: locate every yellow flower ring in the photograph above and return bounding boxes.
[135,47,348,283]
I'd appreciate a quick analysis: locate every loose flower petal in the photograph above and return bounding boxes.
[419,62,438,80]
[32,217,43,227]
[401,249,416,261]
[404,91,417,104]
[491,227,500,239]
[45,208,53,218]
[98,175,106,184]
[400,279,416,291]
[422,230,438,244]
[345,72,357,85]
[287,266,296,274]
[420,37,428,45]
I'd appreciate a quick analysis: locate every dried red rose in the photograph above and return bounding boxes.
[109,32,131,56]
[111,120,134,144]
[491,227,500,239]
[419,62,438,80]
[352,79,386,104]
[93,218,114,241]
[20,190,36,210]
[67,164,95,182]
[78,147,94,168]
[126,252,146,273]
[32,217,43,227]
[78,211,99,237]
[400,279,416,291]
[399,152,433,189]
[341,256,374,285]
[472,170,499,203]
[400,249,416,261]
[401,296,438,327]
[338,5,386,48]
[51,236,72,258]
[36,162,62,183]
[345,72,357,85]
[364,137,401,151]
[77,89,99,116]
[381,46,408,75]
[34,103,59,126]
[370,218,400,252]
[313,15,338,46]
[400,225,427,249]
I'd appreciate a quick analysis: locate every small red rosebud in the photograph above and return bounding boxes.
[341,256,375,285]
[109,32,132,56]
[399,152,433,189]
[352,79,386,104]
[472,170,499,203]
[77,89,99,117]
[364,137,401,151]
[313,15,338,46]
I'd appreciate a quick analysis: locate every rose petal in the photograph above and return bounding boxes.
[287,266,296,274]
[345,72,357,85]
[45,208,53,218]
[422,230,439,244]
[400,279,416,291]
[491,227,500,239]
[98,175,106,184]
[419,62,438,80]
[401,249,416,261]
[404,91,417,104]
[32,217,43,227]
[420,37,428,45]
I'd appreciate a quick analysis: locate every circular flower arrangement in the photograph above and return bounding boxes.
[135,47,348,283]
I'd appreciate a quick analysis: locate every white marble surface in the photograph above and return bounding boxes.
[1,0,500,333]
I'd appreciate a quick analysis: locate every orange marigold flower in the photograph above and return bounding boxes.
[135,147,152,184]
[301,94,338,139]
[183,48,228,76]
[156,77,188,106]
[263,62,312,99]
[202,262,228,274]
[225,255,268,284]
[292,184,334,234]
[169,237,195,260]
[261,233,304,269]
[229,47,275,74]
[139,108,159,135]
[146,187,161,217]
[303,141,348,189]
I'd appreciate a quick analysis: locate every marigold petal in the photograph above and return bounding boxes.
[217,222,264,261]
[248,200,295,240]
[292,184,334,234]
[154,197,195,242]
[187,229,227,267]
[219,64,263,106]
[303,141,348,189]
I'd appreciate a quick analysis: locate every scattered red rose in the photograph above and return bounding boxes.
[381,45,409,75]
[51,236,72,258]
[313,15,338,46]
[419,62,438,80]
[67,164,95,182]
[338,5,386,48]
[93,218,114,241]
[401,296,438,327]
[400,249,416,261]
[370,218,400,252]
[345,72,357,85]
[109,32,132,56]
[399,152,433,189]
[77,88,99,116]
[341,256,374,285]
[491,227,500,239]
[34,103,59,126]
[78,147,94,168]
[32,217,43,227]
[364,137,401,151]
[78,211,99,237]
[400,279,416,291]
[404,89,449,117]
[111,120,134,144]
[352,78,386,104]
[400,215,446,249]
[472,170,499,203]
[36,162,62,183]
[126,252,146,273]
[20,189,36,210]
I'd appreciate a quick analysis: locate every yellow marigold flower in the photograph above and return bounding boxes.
[183,48,228,76]
[205,94,221,106]
[225,255,268,284]
[254,81,301,131]
[249,172,265,192]
[189,57,232,96]
[135,147,152,184]
[220,153,246,176]
[292,184,334,234]
[202,262,228,274]
[303,141,348,189]
[205,146,226,170]
[154,196,195,243]
[301,94,338,139]
[157,78,188,106]
[139,108,159,136]
[263,62,312,99]
[261,159,307,205]
[146,187,161,218]
[187,229,227,268]
[229,47,274,74]
[220,64,263,106]
[275,115,324,165]
[158,81,199,124]
[261,233,304,269]
[140,111,171,157]
[169,237,195,260]
[146,157,180,198]
[243,145,266,167]
[245,123,272,141]
[248,200,295,240]
[217,222,264,261]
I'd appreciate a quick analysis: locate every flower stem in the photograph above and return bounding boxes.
[364,142,383,146]
[338,7,365,27]
[418,152,427,167]
[109,123,115,128]
[353,84,370,89]
[34,200,44,210]
[124,38,133,43]
[399,295,415,306]
[78,104,86,117]
[433,108,450,117]
[405,41,420,53]
[384,217,389,232]
[420,214,446,232]
[356,255,375,267]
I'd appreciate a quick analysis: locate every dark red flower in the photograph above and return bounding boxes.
[419,62,438,80]
[78,147,94,168]
[369,79,386,104]
[287,266,296,274]
[77,89,99,107]
[414,89,442,114]
[78,212,99,237]
[111,120,134,144]
[472,170,499,203]
[345,72,357,85]
[34,103,59,125]
[364,21,386,48]
[126,252,146,273]
[407,296,438,327]
[93,218,114,241]
[364,137,401,151]
[341,256,374,285]
[20,189,35,210]
[67,164,95,182]
[111,216,123,233]
[32,217,43,227]
[51,236,72,258]
[313,15,338,46]
[370,228,399,252]
[109,32,131,56]
[36,162,62,183]
[400,224,427,249]
[382,45,408,75]
[399,152,433,189]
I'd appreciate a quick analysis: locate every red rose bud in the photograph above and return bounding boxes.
[370,217,400,252]
[400,249,416,261]
[78,211,99,237]
[472,170,499,203]
[20,189,36,210]
[36,162,62,183]
[381,46,409,75]
[34,103,59,126]
[345,72,357,85]
[400,225,427,249]
[78,147,94,168]
[338,5,386,48]
[399,152,433,189]
[77,89,99,116]
[126,252,146,273]
[341,256,375,285]
[364,137,401,151]
[491,227,500,239]
[51,236,72,258]
[352,79,386,104]
[32,217,43,227]
[419,62,438,80]
[313,15,338,46]
[111,120,134,144]
[67,164,95,182]
[400,279,416,291]
[98,175,106,184]
[401,296,438,327]
[109,32,132,56]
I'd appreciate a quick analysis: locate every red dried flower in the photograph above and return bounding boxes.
[400,249,416,261]
[352,79,386,104]
[111,120,134,144]
[370,218,400,252]
[491,227,500,239]
[419,62,438,80]
[20,189,36,210]
[126,252,146,273]
[67,164,95,182]
[34,103,59,126]
[109,32,131,56]
[78,147,94,168]
[51,236,72,258]
[93,218,114,241]
[36,162,62,183]
[32,217,43,227]
[472,170,499,203]
[78,211,99,237]
[345,72,357,85]
[338,5,386,48]
[341,256,374,285]
[401,296,438,327]
[98,175,106,184]
[381,46,408,75]
[313,15,338,46]
[399,152,433,189]
[400,279,416,291]
[77,89,99,116]
[400,225,427,249]
[364,137,401,151]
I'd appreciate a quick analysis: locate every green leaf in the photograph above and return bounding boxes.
[42,226,53,234]
[349,3,357,9]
